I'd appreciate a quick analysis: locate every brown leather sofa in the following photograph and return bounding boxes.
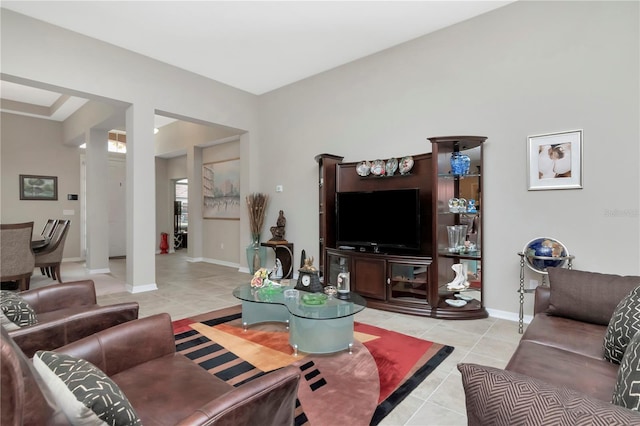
[459,268,640,424]
[1,313,301,426]
[7,280,139,357]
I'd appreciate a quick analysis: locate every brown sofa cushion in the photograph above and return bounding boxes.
[505,341,619,402]
[547,268,640,325]
[520,313,607,360]
[604,286,640,364]
[458,363,640,425]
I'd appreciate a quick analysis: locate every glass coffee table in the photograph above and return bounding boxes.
[232,284,366,355]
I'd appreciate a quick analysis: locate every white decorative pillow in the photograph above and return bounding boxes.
[33,351,141,426]
[0,290,37,328]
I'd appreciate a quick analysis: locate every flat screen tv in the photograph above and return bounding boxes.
[336,188,420,252]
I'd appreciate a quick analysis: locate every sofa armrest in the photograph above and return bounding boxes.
[55,313,176,376]
[176,365,300,426]
[9,302,139,358]
[534,285,551,315]
[20,280,97,313]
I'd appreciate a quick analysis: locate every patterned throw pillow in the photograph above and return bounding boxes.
[613,331,640,410]
[33,351,142,426]
[0,290,37,328]
[458,363,640,424]
[604,286,640,364]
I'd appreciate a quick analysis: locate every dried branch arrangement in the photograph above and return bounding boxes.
[246,192,269,238]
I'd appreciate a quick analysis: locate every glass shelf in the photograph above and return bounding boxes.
[439,251,481,260]
[437,173,481,179]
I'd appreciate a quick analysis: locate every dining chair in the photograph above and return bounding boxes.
[0,222,36,291]
[40,219,58,240]
[34,220,70,283]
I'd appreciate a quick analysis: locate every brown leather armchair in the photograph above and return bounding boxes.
[7,280,139,358]
[1,313,301,426]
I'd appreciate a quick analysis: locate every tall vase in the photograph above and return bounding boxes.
[246,234,267,274]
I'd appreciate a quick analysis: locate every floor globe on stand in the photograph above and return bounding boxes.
[522,237,569,274]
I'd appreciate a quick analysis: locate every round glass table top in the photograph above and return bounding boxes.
[233,284,366,320]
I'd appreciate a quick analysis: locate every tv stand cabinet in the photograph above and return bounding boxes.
[317,139,488,319]
[325,248,433,315]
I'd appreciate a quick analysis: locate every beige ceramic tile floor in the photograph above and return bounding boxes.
[94,252,522,426]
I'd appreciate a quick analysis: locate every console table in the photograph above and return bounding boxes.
[261,241,294,279]
[517,252,575,333]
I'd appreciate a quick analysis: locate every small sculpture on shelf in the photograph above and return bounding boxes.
[446,263,470,291]
[467,199,477,213]
[269,210,287,242]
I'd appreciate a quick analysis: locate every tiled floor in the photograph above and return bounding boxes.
[96,252,522,426]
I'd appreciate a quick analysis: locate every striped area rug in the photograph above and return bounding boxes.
[173,306,454,426]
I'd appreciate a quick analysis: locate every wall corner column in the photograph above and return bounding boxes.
[125,103,158,293]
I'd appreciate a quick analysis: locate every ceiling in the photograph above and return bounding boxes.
[0,1,514,125]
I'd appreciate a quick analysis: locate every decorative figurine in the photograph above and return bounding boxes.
[271,258,283,280]
[467,199,477,213]
[446,263,470,291]
[269,210,287,242]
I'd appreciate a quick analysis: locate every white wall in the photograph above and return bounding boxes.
[257,1,640,317]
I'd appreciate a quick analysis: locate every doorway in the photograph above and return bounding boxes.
[174,178,188,249]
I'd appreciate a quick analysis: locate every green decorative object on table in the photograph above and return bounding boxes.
[302,293,328,305]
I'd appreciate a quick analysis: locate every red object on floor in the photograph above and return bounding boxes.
[160,232,169,254]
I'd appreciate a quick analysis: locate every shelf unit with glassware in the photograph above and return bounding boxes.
[428,136,488,319]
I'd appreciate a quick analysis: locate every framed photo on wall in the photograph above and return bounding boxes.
[527,130,583,190]
[202,158,240,219]
[19,175,58,200]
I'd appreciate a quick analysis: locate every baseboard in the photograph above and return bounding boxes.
[87,268,110,274]
[487,308,532,324]
[126,283,158,293]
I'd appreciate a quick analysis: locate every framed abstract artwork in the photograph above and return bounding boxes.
[527,130,583,190]
[202,158,240,219]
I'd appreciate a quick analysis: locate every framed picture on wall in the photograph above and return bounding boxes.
[527,129,583,190]
[19,174,58,200]
[202,158,240,219]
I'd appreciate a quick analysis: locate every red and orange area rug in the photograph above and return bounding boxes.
[173,306,453,426]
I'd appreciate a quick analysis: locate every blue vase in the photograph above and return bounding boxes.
[450,152,471,176]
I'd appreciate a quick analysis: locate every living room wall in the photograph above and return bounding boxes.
[0,112,82,260]
[1,9,260,286]
[257,1,640,318]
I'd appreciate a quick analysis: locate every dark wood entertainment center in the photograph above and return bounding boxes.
[315,136,487,319]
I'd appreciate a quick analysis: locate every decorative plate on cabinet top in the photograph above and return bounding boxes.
[399,156,414,175]
[385,158,398,176]
[445,299,467,308]
[356,160,371,177]
[370,160,386,176]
